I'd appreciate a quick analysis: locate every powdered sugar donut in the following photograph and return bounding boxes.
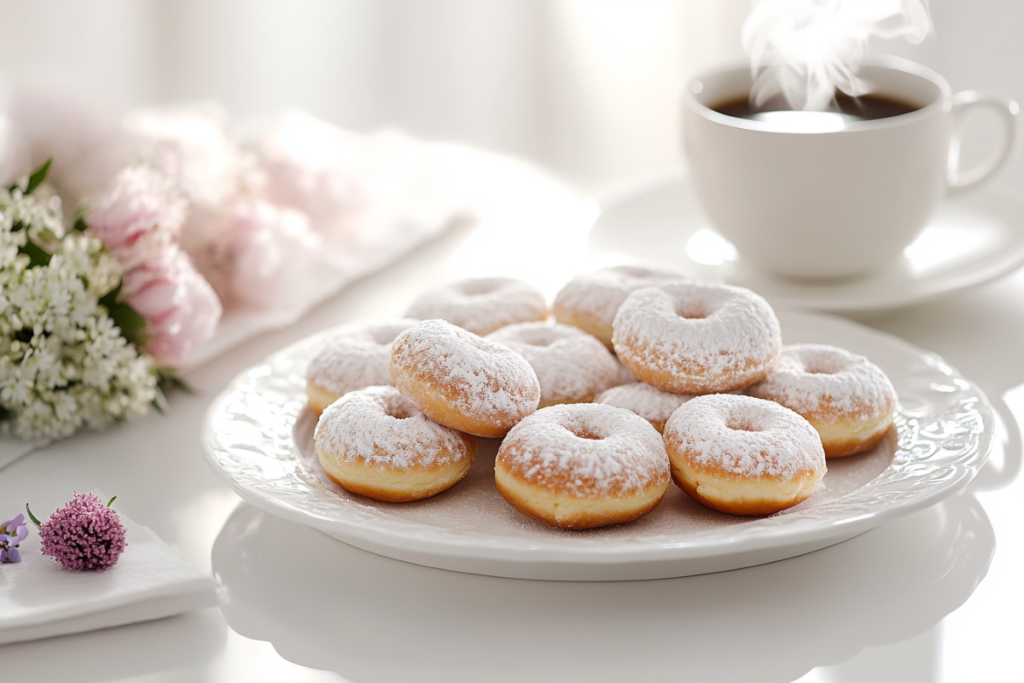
[390,319,540,437]
[314,386,477,502]
[663,394,826,516]
[486,322,624,408]
[553,265,688,350]
[495,403,671,529]
[612,282,781,394]
[306,318,418,415]
[745,343,898,458]
[595,382,694,434]
[405,277,548,336]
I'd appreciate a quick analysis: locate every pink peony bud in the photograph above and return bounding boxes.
[88,164,222,367]
[86,165,186,251]
[133,250,222,367]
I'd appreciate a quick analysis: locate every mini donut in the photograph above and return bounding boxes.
[314,386,478,502]
[595,382,695,434]
[306,319,418,415]
[612,281,781,394]
[553,265,688,350]
[486,322,623,408]
[494,403,671,529]
[390,319,540,437]
[663,394,826,516]
[745,343,898,458]
[405,277,548,336]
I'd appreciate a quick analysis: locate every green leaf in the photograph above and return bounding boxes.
[25,503,42,529]
[150,371,192,415]
[25,159,52,195]
[151,386,170,415]
[158,372,195,396]
[98,286,151,347]
[107,496,117,507]
[20,238,52,268]
[72,207,89,233]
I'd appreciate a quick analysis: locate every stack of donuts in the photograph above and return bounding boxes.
[309,268,898,529]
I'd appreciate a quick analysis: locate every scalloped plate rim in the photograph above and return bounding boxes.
[201,309,994,576]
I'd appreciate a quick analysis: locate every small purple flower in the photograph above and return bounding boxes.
[0,513,29,564]
[35,493,127,571]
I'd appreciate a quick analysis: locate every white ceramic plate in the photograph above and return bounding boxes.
[202,310,993,581]
[588,174,1024,313]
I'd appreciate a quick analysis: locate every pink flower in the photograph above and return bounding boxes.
[86,165,186,253]
[133,251,222,366]
[87,165,222,367]
[121,104,241,213]
[38,492,127,571]
[222,197,321,309]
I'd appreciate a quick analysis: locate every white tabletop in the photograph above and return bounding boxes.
[1,165,1021,683]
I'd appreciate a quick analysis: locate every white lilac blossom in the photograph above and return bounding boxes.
[0,164,159,441]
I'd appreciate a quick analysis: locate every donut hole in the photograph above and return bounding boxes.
[381,394,420,420]
[803,359,845,375]
[563,423,606,441]
[796,348,849,375]
[519,330,560,348]
[389,406,418,420]
[459,279,501,296]
[725,418,761,432]
[673,302,709,320]
[617,265,657,280]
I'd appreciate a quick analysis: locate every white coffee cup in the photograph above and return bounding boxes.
[683,56,1018,279]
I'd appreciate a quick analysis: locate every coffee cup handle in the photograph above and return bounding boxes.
[947,90,1020,195]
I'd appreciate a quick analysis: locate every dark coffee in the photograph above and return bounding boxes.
[713,92,919,122]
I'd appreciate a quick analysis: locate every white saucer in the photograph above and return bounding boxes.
[588,173,1024,312]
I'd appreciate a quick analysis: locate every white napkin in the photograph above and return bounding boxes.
[0,513,222,645]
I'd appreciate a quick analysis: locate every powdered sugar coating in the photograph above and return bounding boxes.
[405,277,548,336]
[497,403,670,497]
[664,394,825,480]
[390,319,540,426]
[745,344,897,422]
[487,322,622,406]
[595,382,694,432]
[614,359,637,385]
[612,282,781,393]
[314,386,473,469]
[553,265,688,333]
[306,319,418,394]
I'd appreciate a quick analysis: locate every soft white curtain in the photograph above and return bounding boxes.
[0,0,1020,195]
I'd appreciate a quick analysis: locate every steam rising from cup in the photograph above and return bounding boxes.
[743,0,932,111]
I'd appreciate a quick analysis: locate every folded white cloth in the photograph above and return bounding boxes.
[0,513,222,645]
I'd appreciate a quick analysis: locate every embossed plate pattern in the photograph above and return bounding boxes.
[202,310,993,580]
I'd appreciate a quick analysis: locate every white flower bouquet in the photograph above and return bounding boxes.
[0,162,168,440]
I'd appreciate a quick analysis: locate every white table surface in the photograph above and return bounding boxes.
[1,165,1022,683]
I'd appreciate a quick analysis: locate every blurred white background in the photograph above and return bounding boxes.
[0,0,1020,196]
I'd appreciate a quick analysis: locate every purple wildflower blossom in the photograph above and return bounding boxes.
[38,492,127,571]
[0,513,29,563]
